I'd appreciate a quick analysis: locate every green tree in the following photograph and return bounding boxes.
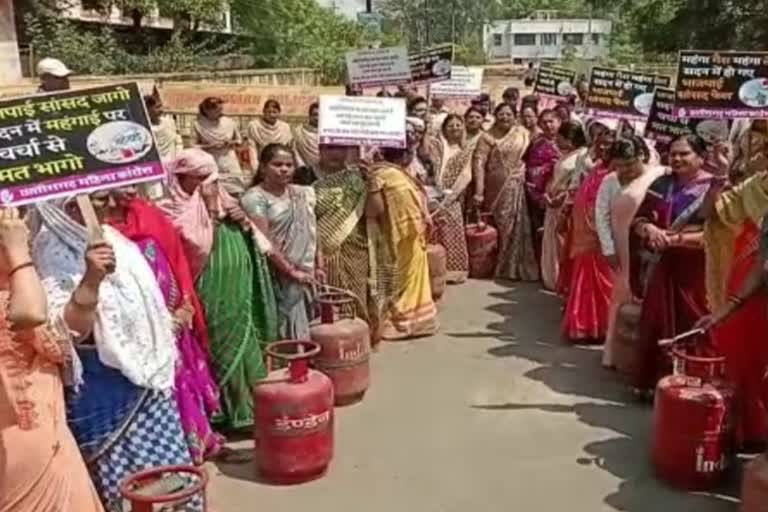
[233,0,381,83]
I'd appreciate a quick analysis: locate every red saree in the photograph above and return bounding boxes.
[112,198,210,350]
[633,174,712,390]
[712,222,768,446]
[562,163,615,342]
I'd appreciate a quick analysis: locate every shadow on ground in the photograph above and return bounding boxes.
[455,282,739,512]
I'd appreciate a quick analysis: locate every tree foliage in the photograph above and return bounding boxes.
[22,0,238,74]
[233,0,382,83]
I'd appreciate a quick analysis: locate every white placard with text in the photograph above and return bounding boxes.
[345,46,412,88]
[318,95,406,148]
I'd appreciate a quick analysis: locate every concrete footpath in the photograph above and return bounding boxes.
[207,281,739,511]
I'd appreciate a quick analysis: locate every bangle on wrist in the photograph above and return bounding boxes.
[727,294,744,309]
[8,261,34,278]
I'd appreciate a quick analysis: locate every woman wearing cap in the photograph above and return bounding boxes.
[161,148,278,430]
[473,102,538,281]
[0,207,104,512]
[247,99,293,173]
[32,199,200,511]
[193,97,246,195]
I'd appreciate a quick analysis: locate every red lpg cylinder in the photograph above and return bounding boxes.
[253,340,334,484]
[120,465,208,512]
[613,302,643,380]
[427,243,447,302]
[652,348,735,491]
[742,453,768,512]
[310,289,371,406]
[465,213,498,279]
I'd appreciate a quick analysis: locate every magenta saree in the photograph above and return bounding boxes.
[134,237,224,463]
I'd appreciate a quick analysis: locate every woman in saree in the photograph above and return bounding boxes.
[293,102,320,184]
[527,108,563,233]
[32,199,199,511]
[97,187,223,463]
[406,117,432,184]
[561,131,617,343]
[520,105,540,137]
[732,120,768,182]
[555,119,614,295]
[242,144,318,340]
[698,171,768,449]
[162,148,278,430]
[540,121,587,291]
[464,106,485,142]
[247,99,293,172]
[314,143,372,326]
[0,208,103,512]
[473,102,537,281]
[367,146,438,340]
[600,139,665,367]
[427,114,475,283]
[631,134,715,392]
[193,97,246,196]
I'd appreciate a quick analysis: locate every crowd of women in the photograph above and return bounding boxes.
[4,69,768,512]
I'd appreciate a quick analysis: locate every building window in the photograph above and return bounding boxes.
[591,33,601,45]
[563,33,584,45]
[493,33,503,47]
[541,33,558,46]
[513,34,536,46]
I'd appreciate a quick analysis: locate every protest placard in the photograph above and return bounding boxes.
[429,66,484,99]
[409,44,454,85]
[345,46,412,88]
[0,82,163,206]
[674,50,768,119]
[318,95,406,148]
[586,66,672,120]
[158,83,343,117]
[533,66,577,99]
[645,87,731,144]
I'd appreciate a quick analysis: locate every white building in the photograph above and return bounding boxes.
[316,0,372,20]
[483,10,611,63]
[62,0,233,33]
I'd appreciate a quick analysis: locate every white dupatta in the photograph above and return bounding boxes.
[32,201,177,391]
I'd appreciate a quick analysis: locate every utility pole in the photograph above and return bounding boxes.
[366,0,372,13]
[424,0,430,48]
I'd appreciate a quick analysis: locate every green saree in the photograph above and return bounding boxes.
[196,222,278,430]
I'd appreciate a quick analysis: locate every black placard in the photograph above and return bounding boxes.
[586,66,672,120]
[0,82,162,206]
[644,87,731,144]
[674,50,768,119]
[533,66,577,99]
[409,44,454,85]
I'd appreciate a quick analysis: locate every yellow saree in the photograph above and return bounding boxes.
[368,163,438,340]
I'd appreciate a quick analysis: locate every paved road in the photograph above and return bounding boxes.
[208,281,739,511]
